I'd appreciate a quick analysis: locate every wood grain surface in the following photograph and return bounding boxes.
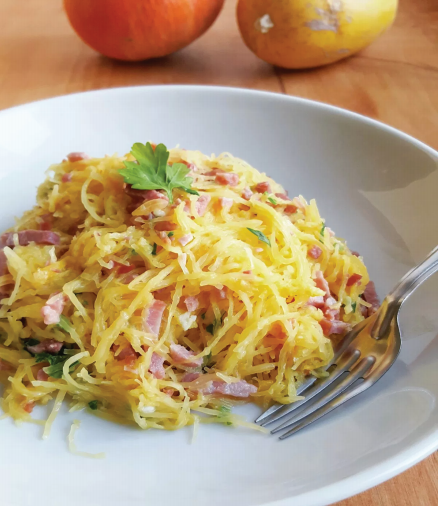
[0,0,437,504]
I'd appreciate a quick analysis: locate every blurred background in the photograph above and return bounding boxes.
[0,0,436,150]
[0,1,437,504]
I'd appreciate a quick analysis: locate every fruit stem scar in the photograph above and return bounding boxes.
[255,14,274,34]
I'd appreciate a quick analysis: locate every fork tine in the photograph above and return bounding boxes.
[278,375,374,440]
[254,375,318,424]
[260,348,362,427]
[272,356,376,435]
[255,323,365,425]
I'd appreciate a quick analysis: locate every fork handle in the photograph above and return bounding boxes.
[371,245,438,339]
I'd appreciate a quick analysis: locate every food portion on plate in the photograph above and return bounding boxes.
[0,142,379,432]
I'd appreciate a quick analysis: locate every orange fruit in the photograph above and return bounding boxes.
[64,0,225,61]
[237,0,398,69]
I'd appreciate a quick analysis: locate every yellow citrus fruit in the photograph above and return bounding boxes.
[236,0,398,69]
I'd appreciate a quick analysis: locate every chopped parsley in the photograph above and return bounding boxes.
[82,300,88,306]
[319,223,326,243]
[118,142,199,203]
[247,228,271,247]
[263,192,277,205]
[151,243,157,255]
[25,338,40,347]
[168,232,174,237]
[130,248,138,256]
[351,302,357,313]
[88,400,98,410]
[58,315,73,333]
[202,351,215,370]
[206,313,225,335]
[34,351,78,379]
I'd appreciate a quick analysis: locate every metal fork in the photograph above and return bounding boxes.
[256,245,438,440]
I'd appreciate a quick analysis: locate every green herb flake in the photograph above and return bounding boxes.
[88,400,98,410]
[82,300,88,306]
[247,228,271,247]
[118,142,199,203]
[202,351,214,369]
[168,232,174,237]
[35,351,78,379]
[206,324,214,335]
[130,248,138,256]
[57,315,73,333]
[351,302,357,313]
[151,243,157,256]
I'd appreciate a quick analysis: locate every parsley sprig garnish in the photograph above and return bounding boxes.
[119,142,199,203]
[35,350,78,379]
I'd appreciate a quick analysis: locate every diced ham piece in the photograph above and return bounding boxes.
[1,230,60,248]
[319,318,350,336]
[352,251,360,257]
[184,296,199,312]
[195,194,211,217]
[315,271,330,296]
[170,344,203,367]
[284,205,298,215]
[113,261,135,275]
[158,231,171,245]
[347,274,363,287]
[0,250,8,276]
[275,193,290,200]
[37,369,49,381]
[181,372,201,382]
[243,270,252,275]
[308,245,322,259]
[242,187,253,200]
[37,213,53,231]
[307,296,325,309]
[41,292,66,325]
[255,181,271,193]
[27,339,63,355]
[363,281,380,316]
[62,173,72,183]
[67,152,89,162]
[117,344,138,361]
[178,234,193,246]
[24,402,35,413]
[219,197,233,209]
[149,352,165,379]
[204,380,257,398]
[216,172,239,187]
[154,222,177,232]
[0,359,12,371]
[142,299,166,337]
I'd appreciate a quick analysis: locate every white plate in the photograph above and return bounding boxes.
[0,86,437,506]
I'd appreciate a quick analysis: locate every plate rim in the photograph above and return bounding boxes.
[0,84,437,506]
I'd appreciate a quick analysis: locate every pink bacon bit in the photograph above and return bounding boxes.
[319,318,350,336]
[0,359,13,372]
[37,369,49,381]
[216,172,239,187]
[255,181,271,193]
[347,274,363,287]
[307,295,325,309]
[67,152,89,163]
[284,205,298,215]
[142,299,167,337]
[27,339,63,355]
[219,197,233,209]
[116,344,138,361]
[158,231,171,245]
[149,352,165,379]
[184,296,199,312]
[154,221,177,232]
[1,230,60,248]
[113,261,135,275]
[314,271,330,296]
[178,234,193,247]
[170,344,203,368]
[24,402,35,414]
[242,187,253,200]
[275,193,289,201]
[204,380,257,398]
[181,372,200,383]
[0,250,8,277]
[37,213,53,231]
[363,281,380,316]
[195,194,211,217]
[62,173,72,183]
[41,292,67,325]
[308,245,322,259]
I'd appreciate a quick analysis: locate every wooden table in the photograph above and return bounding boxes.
[1,0,437,503]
